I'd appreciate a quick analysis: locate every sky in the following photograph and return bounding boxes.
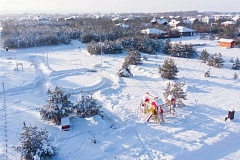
[0,0,239,14]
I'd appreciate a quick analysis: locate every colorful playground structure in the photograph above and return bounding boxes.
[140,92,176,123]
[141,92,165,123]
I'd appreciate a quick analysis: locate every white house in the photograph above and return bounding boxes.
[141,28,166,35]
[202,16,215,24]
[221,21,236,26]
[174,26,195,36]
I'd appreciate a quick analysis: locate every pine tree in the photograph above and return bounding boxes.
[163,82,172,103]
[124,50,142,65]
[74,93,101,118]
[170,43,180,57]
[207,53,224,68]
[232,58,240,70]
[234,72,238,80]
[159,58,178,80]
[163,38,172,55]
[40,86,73,124]
[13,122,55,160]
[172,82,187,106]
[163,82,187,106]
[199,49,210,63]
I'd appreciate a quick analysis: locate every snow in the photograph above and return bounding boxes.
[218,38,235,43]
[1,35,240,160]
[141,28,166,35]
[175,26,195,32]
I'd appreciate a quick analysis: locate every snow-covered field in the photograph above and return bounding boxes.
[0,36,240,160]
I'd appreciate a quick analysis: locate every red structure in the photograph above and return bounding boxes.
[61,117,70,131]
[218,38,235,48]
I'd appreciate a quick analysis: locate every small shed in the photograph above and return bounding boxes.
[218,38,235,48]
[61,117,70,131]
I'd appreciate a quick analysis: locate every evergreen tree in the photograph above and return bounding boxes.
[204,70,211,77]
[207,53,224,68]
[163,82,172,103]
[232,58,240,70]
[172,82,187,106]
[124,50,142,65]
[170,42,196,58]
[199,49,210,63]
[234,72,238,80]
[159,58,178,80]
[163,82,187,106]
[40,86,73,124]
[170,43,180,57]
[74,93,101,118]
[163,38,172,55]
[13,122,55,160]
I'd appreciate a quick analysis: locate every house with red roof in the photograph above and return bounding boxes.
[218,38,235,48]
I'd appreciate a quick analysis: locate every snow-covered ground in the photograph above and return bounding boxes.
[0,36,240,160]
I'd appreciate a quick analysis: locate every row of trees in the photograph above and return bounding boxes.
[199,49,240,70]
[87,36,164,55]
[163,39,197,58]
[40,86,101,124]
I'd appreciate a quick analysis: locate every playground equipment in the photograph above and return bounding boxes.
[141,92,165,123]
[15,61,23,71]
[167,94,175,115]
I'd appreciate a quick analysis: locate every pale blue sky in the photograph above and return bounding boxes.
[0,0,239,14]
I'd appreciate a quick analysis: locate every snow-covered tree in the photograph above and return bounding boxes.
[199,49,210,63]
[124,50,142,66]
[232,58,240,70]
[163,81,187,106]
[13,122,55,160]
[74,93,101,118]
[234,72,238,80]
[163,82,172,103]
[171,82,187,106]
[163,38,172,55]
[118,67,133,77]
[207,53,224,68]
[40,86,73,124]
[204,70,211,77]
[159,58,178,80]
[170,42,196,58]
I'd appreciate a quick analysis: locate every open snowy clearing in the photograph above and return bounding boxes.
[0,36,240,160]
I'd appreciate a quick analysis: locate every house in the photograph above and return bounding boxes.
[115,23,129,29]
[202,16,215,24]
[141,28,166,35]
[157,19,168,25]
[174,26,195,36]
[61,117,70,131]
[232,16,240,22]
[221,21,236,26]
[123,17,133,21]
[169,20,183,28]
[150,17,157,24]
[151,18,168,26]
[218,38,235,48]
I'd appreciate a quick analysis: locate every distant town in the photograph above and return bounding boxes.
[0,10,239,51]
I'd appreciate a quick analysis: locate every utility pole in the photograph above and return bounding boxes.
[100,36,102,67]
